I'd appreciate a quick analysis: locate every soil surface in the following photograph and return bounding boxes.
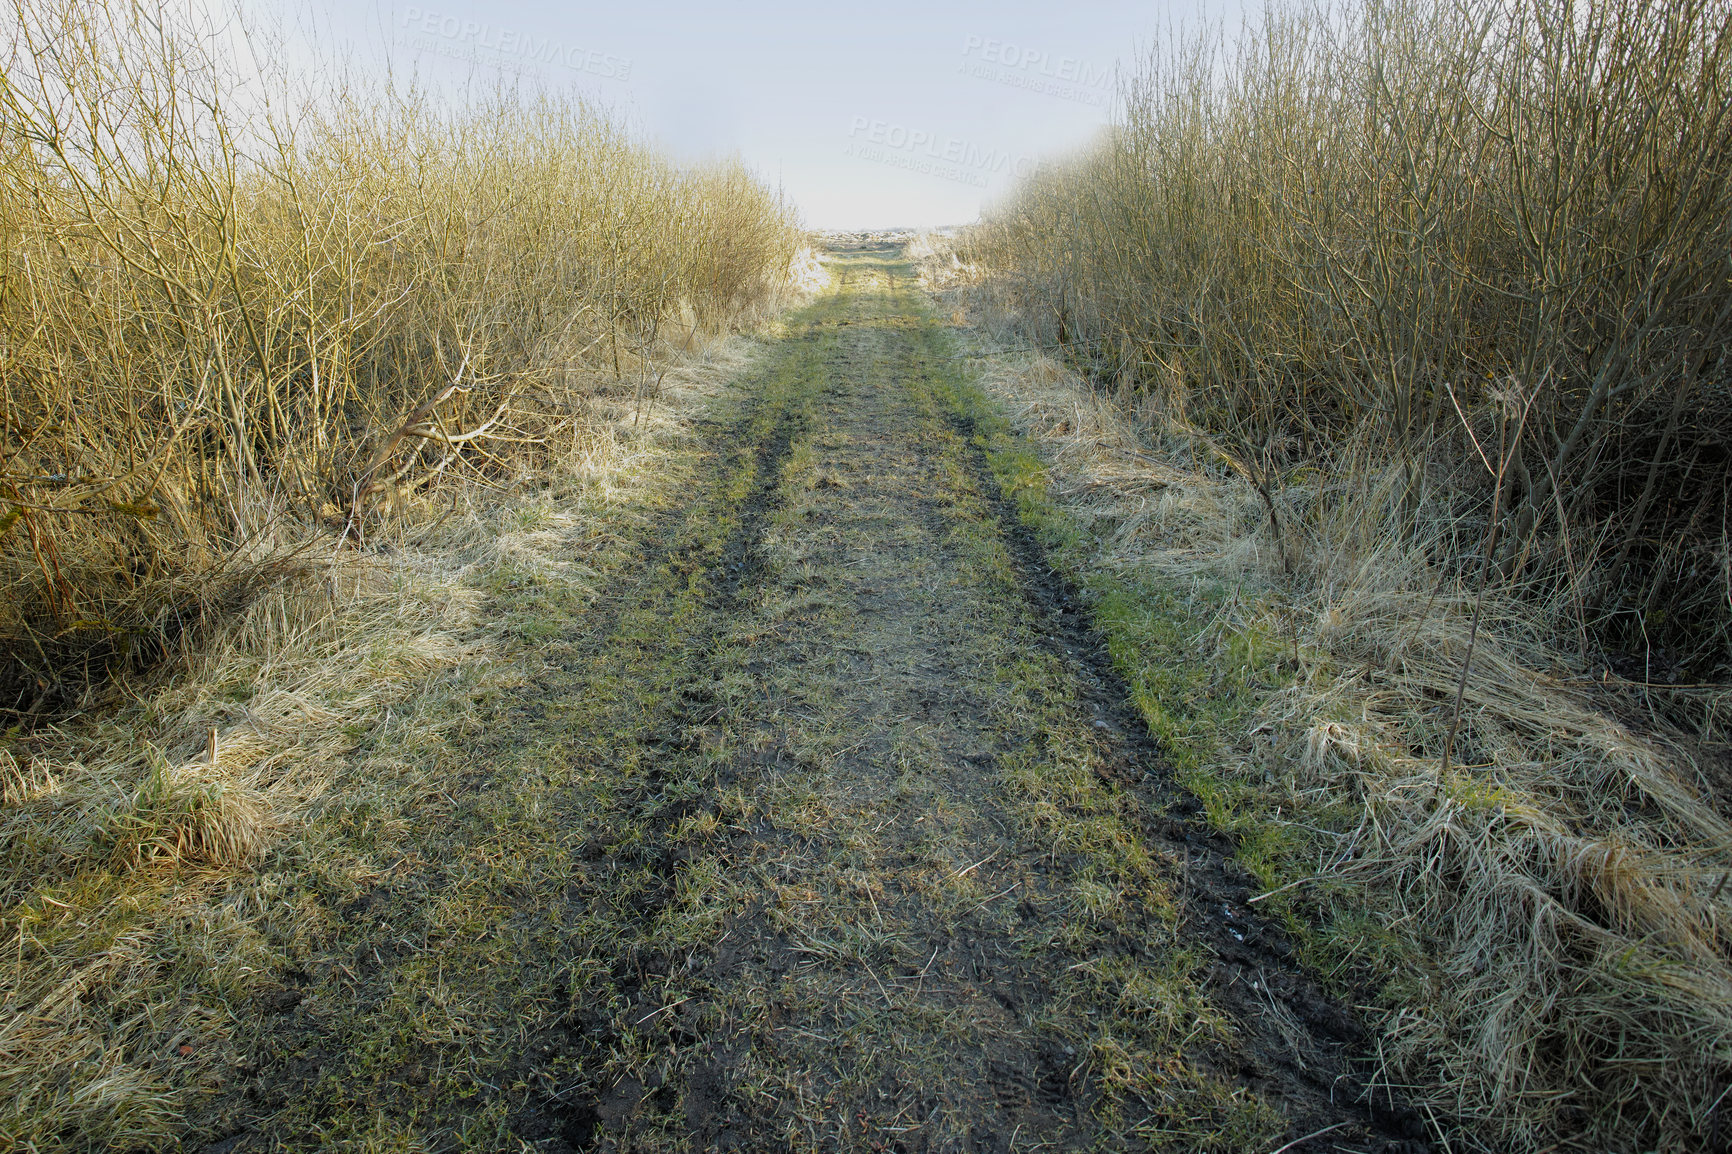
[197,243,1424,1153]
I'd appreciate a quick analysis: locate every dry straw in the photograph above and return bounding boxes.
[0,0,810,1145]
[0,0,804,714]
[918,0,1732,1145]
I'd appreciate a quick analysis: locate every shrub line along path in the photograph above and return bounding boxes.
[210,243,1423,1153]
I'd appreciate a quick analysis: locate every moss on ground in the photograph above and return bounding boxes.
[166,245,1394,1154]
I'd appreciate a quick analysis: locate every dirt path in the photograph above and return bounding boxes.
[204,244,1421,1154]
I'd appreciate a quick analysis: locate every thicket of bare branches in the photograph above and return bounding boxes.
[947,2,1732,1148]
[0,0,804,713]
[970,0,1732,692]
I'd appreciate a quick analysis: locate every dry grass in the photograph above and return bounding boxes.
[0,0,806,713]
[913,269,1732,1149]
[0,2,813,1143]
[956,0,1732,688]
[1,561,486,1144]
[919,4,1732,1143]
[0,323,786,1147]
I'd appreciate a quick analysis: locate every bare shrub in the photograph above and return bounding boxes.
[965,0,1732,686]
[937,1,1732,1146]
[0,0,804,713]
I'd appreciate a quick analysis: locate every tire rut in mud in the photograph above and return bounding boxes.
[524,255,1430,1154]
[231,247,1432,1154]
[509,351,827,1154]
[934,393,1431,1153]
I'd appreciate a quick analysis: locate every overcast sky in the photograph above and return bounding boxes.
[258,1,1232,229]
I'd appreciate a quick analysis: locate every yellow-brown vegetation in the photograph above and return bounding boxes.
[0,1,807,1144]
[0,0,804,712]
[921,3,1732,1141]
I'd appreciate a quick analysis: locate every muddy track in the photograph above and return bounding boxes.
[513,245,1421,1154]
[938,385,1425,1148]
[202,243,1422,1154]
[508,331,827,1152]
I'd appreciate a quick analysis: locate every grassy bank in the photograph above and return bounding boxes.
[0,1,809,1143]
[919,237,1732,1151]
[0,0,806,713]
[923,2,1732,1148]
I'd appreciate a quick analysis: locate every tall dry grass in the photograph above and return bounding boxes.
[968,0,1732,691]
[938,0,1732,1148]
[922,315,1732,1152]
[0,327,782,1149]
[0,1,811,1145]
[0,0,804,714]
